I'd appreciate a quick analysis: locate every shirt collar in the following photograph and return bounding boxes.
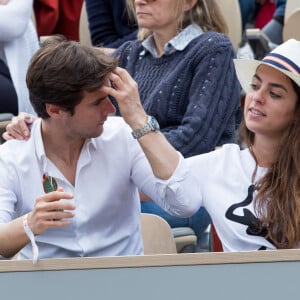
[33,118,46,162]
[33,118,97,165]
[141,24,203,57]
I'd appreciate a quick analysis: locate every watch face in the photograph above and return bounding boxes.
[149,116,160,131]
[131,115,160,139]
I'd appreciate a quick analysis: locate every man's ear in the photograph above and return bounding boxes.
[45,103,63,118]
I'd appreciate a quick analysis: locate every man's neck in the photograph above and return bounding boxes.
[41,120,85,185]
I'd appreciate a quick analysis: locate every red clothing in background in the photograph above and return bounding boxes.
[34,0,84,41]
[255,1,276,29]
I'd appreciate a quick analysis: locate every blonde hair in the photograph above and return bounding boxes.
[126,0,228,40]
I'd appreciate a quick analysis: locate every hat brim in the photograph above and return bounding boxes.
[234,59,300,93]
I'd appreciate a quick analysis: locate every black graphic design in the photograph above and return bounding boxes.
[225,185,274,249]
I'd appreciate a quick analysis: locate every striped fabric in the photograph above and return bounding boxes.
[263,53,300,75]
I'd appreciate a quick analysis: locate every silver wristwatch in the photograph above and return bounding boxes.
[131,115,160,139]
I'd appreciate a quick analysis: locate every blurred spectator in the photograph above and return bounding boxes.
[255,0,275,29]
[237,0,281,59]
[239,0,257,32]
[239,0,276,31]
[113,0,242,252]
[0,0,39,115]
[262,0,286,45]
[85,0,137,47]
[33,0,84,41]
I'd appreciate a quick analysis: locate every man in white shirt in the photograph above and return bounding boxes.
[0,36,189,261]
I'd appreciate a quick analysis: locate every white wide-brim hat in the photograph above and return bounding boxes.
[234,39,300,93]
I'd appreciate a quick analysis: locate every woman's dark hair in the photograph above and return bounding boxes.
[241,77,300,248]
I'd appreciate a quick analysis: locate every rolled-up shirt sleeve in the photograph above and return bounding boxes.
[132,149,202,218]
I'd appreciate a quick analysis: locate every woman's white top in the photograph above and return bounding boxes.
[156,144,281,251]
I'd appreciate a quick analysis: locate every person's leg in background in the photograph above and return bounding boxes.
[262,18,283,45]
[237,0,257,59]
[141,201,211,252]
[262,0,286,46]
[33,0,59,38]
[238,0,256,32]
[254,0,275,29]
[56,0,84,41]
[0,60,18,115]
[33,0,84,41]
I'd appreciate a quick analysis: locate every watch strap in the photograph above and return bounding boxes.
[131,116,159,139]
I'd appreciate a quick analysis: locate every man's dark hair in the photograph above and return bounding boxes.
[26,35,118,119]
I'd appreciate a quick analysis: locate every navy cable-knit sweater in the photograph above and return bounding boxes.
[115,31,241,158]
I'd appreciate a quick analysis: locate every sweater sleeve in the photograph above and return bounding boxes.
[86,0,137,48]
[0,0,33,41]
[162,39,241,157]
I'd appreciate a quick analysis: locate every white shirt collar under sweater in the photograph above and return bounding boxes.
[141,24,203,57]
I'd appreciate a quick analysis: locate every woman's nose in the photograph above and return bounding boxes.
[251,88,266,105]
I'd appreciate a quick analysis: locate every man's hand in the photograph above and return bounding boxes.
[102,67,147,130]
[27,188,75,236]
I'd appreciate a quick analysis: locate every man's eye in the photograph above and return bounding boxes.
[93,99,104,106]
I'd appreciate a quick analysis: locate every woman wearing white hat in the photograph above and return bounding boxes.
[3,39,300,251]
[175,38,300,251]
[154,38,300,252]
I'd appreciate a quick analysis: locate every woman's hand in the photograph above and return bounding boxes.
[2,112,37,141]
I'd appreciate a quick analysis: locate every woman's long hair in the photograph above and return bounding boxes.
[126,0,228,40]
[241,80,300,248]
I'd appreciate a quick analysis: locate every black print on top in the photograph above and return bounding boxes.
[225,184,274,249]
